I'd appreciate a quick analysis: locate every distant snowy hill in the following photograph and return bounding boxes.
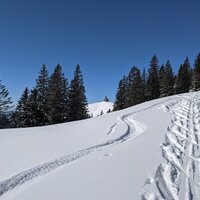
[88,101,114,117]
[1,92,200,200]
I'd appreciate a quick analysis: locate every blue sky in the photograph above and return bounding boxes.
[0,0,200,103]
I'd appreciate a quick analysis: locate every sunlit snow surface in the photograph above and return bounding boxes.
[0,93,199,200]
[88,101,114,117]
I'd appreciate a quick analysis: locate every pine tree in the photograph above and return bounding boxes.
[174,57,191,94]
[159,65,165,97]
[113,76,128,111]
[0,80,13,128]
[165,60,175,96]
[104,96,109,102]
[191,53,200,91]
[0,80,13,113]
[35,64,49,125]
[28,89,42,127]
[146,54,160,100]
[12,88,31,127]
[159,61,174,97]
[47,64,69,124]
[142,68,147,101]
[107,108,111,113]
[68,65,88,121]
[126,66,144,107]
[61,78,70,121]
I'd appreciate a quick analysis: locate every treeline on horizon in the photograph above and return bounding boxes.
[0,64,89,128]
[114,53,200,110]
[0,52,200,129]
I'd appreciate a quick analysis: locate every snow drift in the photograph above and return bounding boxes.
[0,92,199,200]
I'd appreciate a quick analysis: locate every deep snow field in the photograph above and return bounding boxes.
[0,92,200,200]
[88,101,114,117]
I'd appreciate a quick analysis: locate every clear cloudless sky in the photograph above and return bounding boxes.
[0,0,200,103]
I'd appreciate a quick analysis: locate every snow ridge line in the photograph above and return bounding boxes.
[142,93,200,200]
[0,97,175,198]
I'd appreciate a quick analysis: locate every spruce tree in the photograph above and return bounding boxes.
[113,76,128,111]
[104,96,109,102]
[142,68,147,101]
[164,60,175,96]
[35,64,49,125]
[159,61,174,97]
[12,88,31,127]
[191,53,200,91]
[159,65,165,97]
[28,89,41,127]
[0,80,13,113]
[174,57,191,94]
[146,55,160,100]
[126,66,144,107]
[0,80,13,128]
[107,108,111,113]
[68,65,88,121]
[61,78,70,121]
[47,64,69,124]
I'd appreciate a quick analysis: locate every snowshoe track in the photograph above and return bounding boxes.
[142,93,200,200]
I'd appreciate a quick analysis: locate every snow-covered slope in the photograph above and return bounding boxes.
[0,92,199,200]
[88,101,113,117]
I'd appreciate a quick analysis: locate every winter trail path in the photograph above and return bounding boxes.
[142,93,200,200]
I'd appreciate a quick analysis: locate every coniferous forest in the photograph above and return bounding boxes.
[0,64,89,128]
[114,53,200,110]
[0,53,200,128]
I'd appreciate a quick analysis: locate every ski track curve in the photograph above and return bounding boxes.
[0,97,176,198]
[142,93,200,200]
[107,123,118,135]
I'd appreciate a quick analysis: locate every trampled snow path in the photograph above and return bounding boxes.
[0,98,174,198]
[142,94,200,200]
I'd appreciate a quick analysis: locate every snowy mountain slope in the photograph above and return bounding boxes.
[88,101,113,117]
[0,93,198,200]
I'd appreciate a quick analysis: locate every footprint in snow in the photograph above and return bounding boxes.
[104,153,113,157]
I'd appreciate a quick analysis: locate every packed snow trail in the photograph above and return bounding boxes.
[142,93,200,200]
[0,98,175,198]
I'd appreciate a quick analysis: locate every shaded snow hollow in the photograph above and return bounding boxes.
[1,92,199,200]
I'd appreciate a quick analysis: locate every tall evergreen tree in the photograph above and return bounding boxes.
[159,61,174,97]
[191,53,200,91]
[146,54,160,100]
[174,57,191,94]
[68,65,88,121]
[165,60,175,95]
[28,89,41,127]
[113,76,128,111]
[0,80,13,128]
[0,80,13,113]
[159,65,165,97]
[35,64,49,125]
[12,88,31,127]
[47,64,69,124]
[61,78,70,121]
[142,68,147,101]
[126,66,144,107]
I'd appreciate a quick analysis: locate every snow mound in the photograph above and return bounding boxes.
[88,101,113,117]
